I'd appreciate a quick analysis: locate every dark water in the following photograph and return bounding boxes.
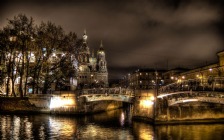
[0,107,224,140]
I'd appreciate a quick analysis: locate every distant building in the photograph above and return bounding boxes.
[77,31,108,89]
[120,50,224,91]
[162,68,189,85]
[172,50,224,90]
[120,68,165,90]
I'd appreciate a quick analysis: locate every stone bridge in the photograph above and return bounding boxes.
[155,90,224,121]
[157,91,224,106]
[160,78,224,93]
[78,88,135,103]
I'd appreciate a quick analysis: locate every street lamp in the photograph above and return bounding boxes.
[154,71,158,121]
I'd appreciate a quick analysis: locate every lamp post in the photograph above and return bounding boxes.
[209,66,223,90]
[154,71,158,121]
[196,70,204,91]
[91,74,93,88]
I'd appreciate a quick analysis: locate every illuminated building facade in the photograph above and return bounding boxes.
[120,50,224,91]
[77,31,108,89]
[120,69,165,90]
[162,68,189,85]
[168,50,224,90]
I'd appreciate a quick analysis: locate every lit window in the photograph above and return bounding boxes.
[29,52,35,62]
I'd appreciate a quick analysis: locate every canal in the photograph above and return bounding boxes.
[0,106,224,140]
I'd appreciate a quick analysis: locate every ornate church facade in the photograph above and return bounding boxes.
[77,31,108,89]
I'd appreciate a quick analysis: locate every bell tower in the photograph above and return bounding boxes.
[97,41,107,72]
[96,41,108,87]
[76,31,109,89]
[77,30,91,89]
[77,30,90,65]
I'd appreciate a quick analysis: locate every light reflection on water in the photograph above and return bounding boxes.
[0,108,224,140]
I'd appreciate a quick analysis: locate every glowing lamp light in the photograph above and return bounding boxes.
[171,76,174,80]
[50,97,75,109]
[209,68,212,72]
[140,100,154,108]
[150,96,155,101]
[182,99,198,103]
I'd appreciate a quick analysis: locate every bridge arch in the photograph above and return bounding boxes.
[157,91,224,106]
[168,97,224,106]
[79,94,134,103]
[78,88,135,103]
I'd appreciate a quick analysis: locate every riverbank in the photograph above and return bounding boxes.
[0,97,123,115]
[0,97,40,112]
[132,116,224,125]
[2,97,224,125]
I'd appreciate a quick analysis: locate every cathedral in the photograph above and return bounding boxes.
[77,31,108,89]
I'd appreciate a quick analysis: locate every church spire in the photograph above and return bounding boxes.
[83,29,88,43]
[92,49,95,57]
[100,40,103,48]
[99,40,104,51]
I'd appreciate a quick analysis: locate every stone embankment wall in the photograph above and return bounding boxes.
[156,101,224,122]
[77,96,123,113]
[49,95,123,114]
[0,92,123,114]
[132,90,155,122]
[132,90,224,123]
[0,97,39,112]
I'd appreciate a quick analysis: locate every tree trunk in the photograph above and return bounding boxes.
[24,51,30,96]
[42,76,49,94]
[6,77,10,96]
[11,79,16,97]
[19,44,25,98]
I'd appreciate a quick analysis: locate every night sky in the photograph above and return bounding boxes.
[1,0,224,80]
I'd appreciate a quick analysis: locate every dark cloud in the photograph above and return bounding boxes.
[1,0,224,80]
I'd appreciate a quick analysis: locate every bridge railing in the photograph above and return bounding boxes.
[160,77,224,94]
[81,93,135,103]
[158,91,224,99]
[158,90,224,106]
[77,88,134,97]
[167,96,224,106]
